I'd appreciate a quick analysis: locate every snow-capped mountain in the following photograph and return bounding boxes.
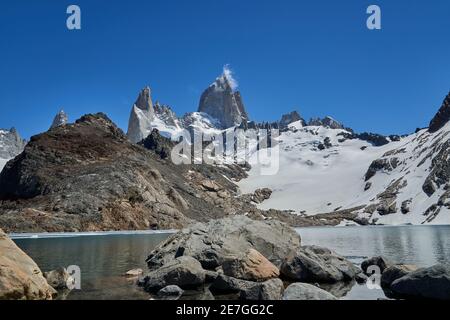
[198,66,249,129]
[126,68,251,143]
[50,110,68,129]
[239,92,450,225]
[0,128,26,172]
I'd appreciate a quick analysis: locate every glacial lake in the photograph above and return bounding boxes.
[11,225,450,300]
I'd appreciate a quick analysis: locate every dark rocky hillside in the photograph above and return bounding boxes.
[0,113,335,233]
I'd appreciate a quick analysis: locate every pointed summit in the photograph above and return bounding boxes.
[429,91,450,133]
[198,66,249,129]
[127,87,155,143]
[50,110,68,129]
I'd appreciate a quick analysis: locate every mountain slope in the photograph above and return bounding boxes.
[239,93,450,225]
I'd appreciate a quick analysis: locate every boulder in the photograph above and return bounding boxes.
[157,285,184,299]
[210,274,255,294]
[0,228,56,300]
[282,283,337,300]
[146,216,301,271]
[390,264,450,300]
[44,267,75,290]
[381,264,417,288]
[210,274,283,300]
[142,256,205,292]
[361,256,393,274]
[123,268,143,278]
[239,278,284,300]
[280,245,359,283]
[222,248,279,282]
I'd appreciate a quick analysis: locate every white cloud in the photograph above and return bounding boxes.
[222,64,238,91]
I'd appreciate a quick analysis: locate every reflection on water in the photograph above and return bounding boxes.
[13,233,170,300]
[12,225,450,300]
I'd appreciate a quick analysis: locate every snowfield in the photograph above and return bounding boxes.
[238,121,450,225]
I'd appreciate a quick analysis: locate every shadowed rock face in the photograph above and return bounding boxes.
[429,92,450,133]
[198,74,249,129]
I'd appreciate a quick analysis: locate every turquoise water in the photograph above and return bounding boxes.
[12,225,450,300]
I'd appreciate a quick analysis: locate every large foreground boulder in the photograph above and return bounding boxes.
[280,245,359,283]
[0,229,56,300]
[282,283,337,300]
[146,215,301,272]
[142,256,205,292]
[390,264,450,300]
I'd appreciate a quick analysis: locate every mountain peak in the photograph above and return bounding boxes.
[198,67,249,129]
[135,86,153,112]
[429,91,450,133]
[50,110,68,129]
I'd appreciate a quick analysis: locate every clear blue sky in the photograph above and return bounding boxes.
[0,0,449,139]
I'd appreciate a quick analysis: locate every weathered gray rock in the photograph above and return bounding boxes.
[381,264,417,288]
[143,256,205,292]
[239,278,284,300]
[282,283,337,300]
[146,215,301,271]
[44,267,75,290]
[390,264,450,300]
[210,274,283,300]
[361,256,393,274]
[157,285,184,299]
[280,245,359,283]
[0,228,56,300]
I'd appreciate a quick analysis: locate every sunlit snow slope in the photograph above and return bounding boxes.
[239,121,450,225]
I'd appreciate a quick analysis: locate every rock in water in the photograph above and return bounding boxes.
[0,228,56,300]
[239,278,284,300]
[142,256,205,292]
[127,87,155,143]
[381,264,417,288]
[361,256,393,275]
[429,91,450,133]
[280,245,359,283]
[44,267,74,290]
[50,110,68,129]
[146,215,301,271]
[157,285,184,299]
[198,67,249,129]
[390,264,450,300]
[282,283,337,300]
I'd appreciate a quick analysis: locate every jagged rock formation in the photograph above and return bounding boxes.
[308,116,344,129]
[198,70,249,129]
[279,111,306,129]
[127,87,155,143]
[429,91,450,133]
[50,110,68,129]
[0,228,56,299]
[0,127,26,160]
